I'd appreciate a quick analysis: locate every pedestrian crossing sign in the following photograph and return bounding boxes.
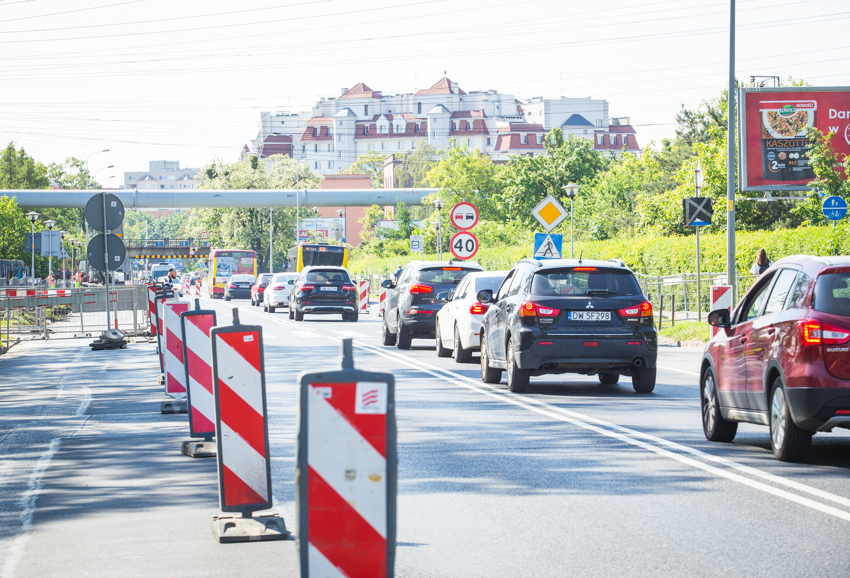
[533,233,563,260]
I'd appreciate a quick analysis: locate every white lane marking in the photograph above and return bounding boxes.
[333,330,369,337]
[243,303,850,518]
[658,365,701,377]
[348,340,850,522]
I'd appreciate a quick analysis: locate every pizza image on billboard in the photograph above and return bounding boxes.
[740,87,850,191]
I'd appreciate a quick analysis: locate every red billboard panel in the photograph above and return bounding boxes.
[739,87,850,191]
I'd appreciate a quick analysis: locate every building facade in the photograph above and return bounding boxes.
[124,161,199,191]
[244,77,641,174]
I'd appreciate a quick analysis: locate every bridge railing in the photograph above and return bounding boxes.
[124,238,211,249]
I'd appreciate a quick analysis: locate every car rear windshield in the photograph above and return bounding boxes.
[813,273,850,316]
[530,268,642,297]
[475,276,505,293]
[230,275,255,282]
[274,274,298,283]
[305,269,351,284]
[416,267,477,284]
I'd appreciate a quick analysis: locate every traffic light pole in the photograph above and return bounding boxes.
[726,0,737,300]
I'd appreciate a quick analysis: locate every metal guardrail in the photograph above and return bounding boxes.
[0,286,148,348]
[124,238,211,248]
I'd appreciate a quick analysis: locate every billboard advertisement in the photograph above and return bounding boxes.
[739,87,850,191]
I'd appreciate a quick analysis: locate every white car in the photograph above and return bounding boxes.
[264,272,299,313]
[435,271,508,363]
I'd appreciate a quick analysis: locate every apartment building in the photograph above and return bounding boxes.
[124,160,199,190]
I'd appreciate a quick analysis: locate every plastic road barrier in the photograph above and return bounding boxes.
[154,288,174,372]
[710,285,733,337]
[297,339,396,577]
[359,279,370,315]
[379,285,386,316]
[163,301,190,400]
[181,306,217,442]
[147,284,158,336]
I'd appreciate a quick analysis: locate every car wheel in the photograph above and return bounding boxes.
[250,297,255,306]
[224,295,231,302]
[381,314,396,346]
[295,308,304,321]
[289,306,294,320]
[770,378,812,462]
[454,325,472,363]
[632,366,656,393]
[480,334,502,384]
[349,310,358,322]
[435,323,452,357]
[396,315,411,350]
[701,368,738,442]
[269,305,275,313]
[598,373,619,385]
[506,339,530,393]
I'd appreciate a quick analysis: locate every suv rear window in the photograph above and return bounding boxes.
[305,269,351,283]
[530,268,642,297]
[416,267,477,284]
[813,273,850,316]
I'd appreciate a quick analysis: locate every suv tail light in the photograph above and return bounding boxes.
[469,302,489,314]
[824,322,850,345]
[300,284,315,292]
[798,319,822,346]
[342,284,356,291]
[520,301,560,317]
[409,284,433,295]
[272,285,286,291]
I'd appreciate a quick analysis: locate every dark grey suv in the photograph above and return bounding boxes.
[381,260,483,349]
[478,259,658,393]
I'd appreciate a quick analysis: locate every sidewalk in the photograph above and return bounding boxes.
[0,337,298,577]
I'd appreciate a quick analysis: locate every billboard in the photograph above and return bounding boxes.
[739,87,850,192]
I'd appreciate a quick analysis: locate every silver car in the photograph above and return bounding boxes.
[264,272,299,313]
[435,271,508,362]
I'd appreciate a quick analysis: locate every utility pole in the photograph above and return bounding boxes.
[727,0,737,300]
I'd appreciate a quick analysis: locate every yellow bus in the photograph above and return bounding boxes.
[207,249,257,298]
[287,243,348,273]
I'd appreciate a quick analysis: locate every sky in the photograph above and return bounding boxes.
[0,0,848,185]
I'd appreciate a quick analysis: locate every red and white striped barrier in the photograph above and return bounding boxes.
[163,301,190,401]
[297,340,396,576]
[181,308,217,438]
[147,285,158,337]
[379,284,387,316]
[182,279,190,296]
[211,320,272,512]
[710,285,733,337]
[358,279,370,315]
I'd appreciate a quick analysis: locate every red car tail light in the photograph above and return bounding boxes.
[640,301,653,317]
[342,284,356,291]
[519,301,560,317]
[469,302,490,314]
[300,284,315,291]
[272,285,286,291]
[619,301,653,318]
[409,284,433,294]
[824,323,850,344]
[228,284,236,289]
[798,319,822,346]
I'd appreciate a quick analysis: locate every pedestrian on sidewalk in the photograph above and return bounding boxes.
[162,268,177,289]
[750,249,772,276]
[394,265,402,282]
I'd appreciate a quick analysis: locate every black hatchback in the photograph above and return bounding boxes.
[381,260,483,349]
[289,266,358,322]
[478,259,658,393]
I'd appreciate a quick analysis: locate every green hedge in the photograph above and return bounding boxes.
[349,224,850,276]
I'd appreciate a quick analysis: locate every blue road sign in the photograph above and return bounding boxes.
[822,196,848,221]
[533,233,563,260]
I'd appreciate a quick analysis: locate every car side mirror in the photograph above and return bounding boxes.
[381,279,395,289]
[436,292,449,302]
[448,290,455,301]
[477,289,493,303]
[288,280,295,285]
[707,309,730,328]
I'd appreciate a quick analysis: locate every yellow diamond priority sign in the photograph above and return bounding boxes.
[531,194,568,232]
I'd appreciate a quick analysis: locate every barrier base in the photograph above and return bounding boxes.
[181,440,216,458]
[211,513,289,543]
[89,339,127,350]
[161,399,188,414]
[156,374,165,385]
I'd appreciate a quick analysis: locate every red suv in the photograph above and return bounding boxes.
[702,256,850,462]
[251,274,272,307]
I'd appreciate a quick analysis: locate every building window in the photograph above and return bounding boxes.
[596,135,603,145]
[611,135,617,145]
[338,133,344,142]
[160,184,164,189]
[452,121,459,131]
[170,185,174,188]
[314,162,319,169]
[159,176,163,180]
[328,161,334,169]
[364,105,368,115]
[398,141,402,150]
[596,119,603,128]
[302,144,306,153]
[381,142,386,150]
[314,144,318,152]
[338,121,342,126]
[313,127,319,136]
[486,137,491,146]
[432,130,436,138]
[623,135,629,146]
[415,123,420,133]
[521,134,527,144]
[364,125,369,135]
[466,121,472,130]
[537,135,543,144]
[129,176,135,181]
[417,102,422,114]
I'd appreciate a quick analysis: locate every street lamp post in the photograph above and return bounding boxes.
[25,212,39,285]
[85,149,109,189]
[433,199,444,261]
[76,241,82,287]
[44,220,56,288]
[60,231,66,288]
[561,183,580,259]
[337,208,346,243]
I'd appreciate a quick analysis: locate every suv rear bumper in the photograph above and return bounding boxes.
[400,314,437,336]
[515,331,657,375]
[786,387,850,431]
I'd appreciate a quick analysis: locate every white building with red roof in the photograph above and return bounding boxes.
[243,78,640,173]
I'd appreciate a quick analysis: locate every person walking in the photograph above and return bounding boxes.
[750,249,772,276]
[162,267,177,289]
[393,264,403,282]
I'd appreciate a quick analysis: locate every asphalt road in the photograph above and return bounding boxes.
[195,295,850,578]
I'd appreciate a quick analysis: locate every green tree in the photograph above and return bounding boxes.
[338,151,386,188]
[797,127,850,225]
[0,142,49,190]
[0,195,31,262]
[47,157,94,190]
[399,141,438,188]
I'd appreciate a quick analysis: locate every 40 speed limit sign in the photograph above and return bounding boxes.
[450,231,479,260]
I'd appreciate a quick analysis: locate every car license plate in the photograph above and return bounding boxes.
[568,311,611,321]
[320,286,336,292]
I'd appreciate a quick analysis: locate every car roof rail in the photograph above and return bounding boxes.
[518,258,543,267]
[607,259,626,267]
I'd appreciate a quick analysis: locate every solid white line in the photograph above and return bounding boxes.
[350,340,850,522]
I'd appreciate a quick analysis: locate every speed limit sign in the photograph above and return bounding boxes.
[449,231,479,260]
